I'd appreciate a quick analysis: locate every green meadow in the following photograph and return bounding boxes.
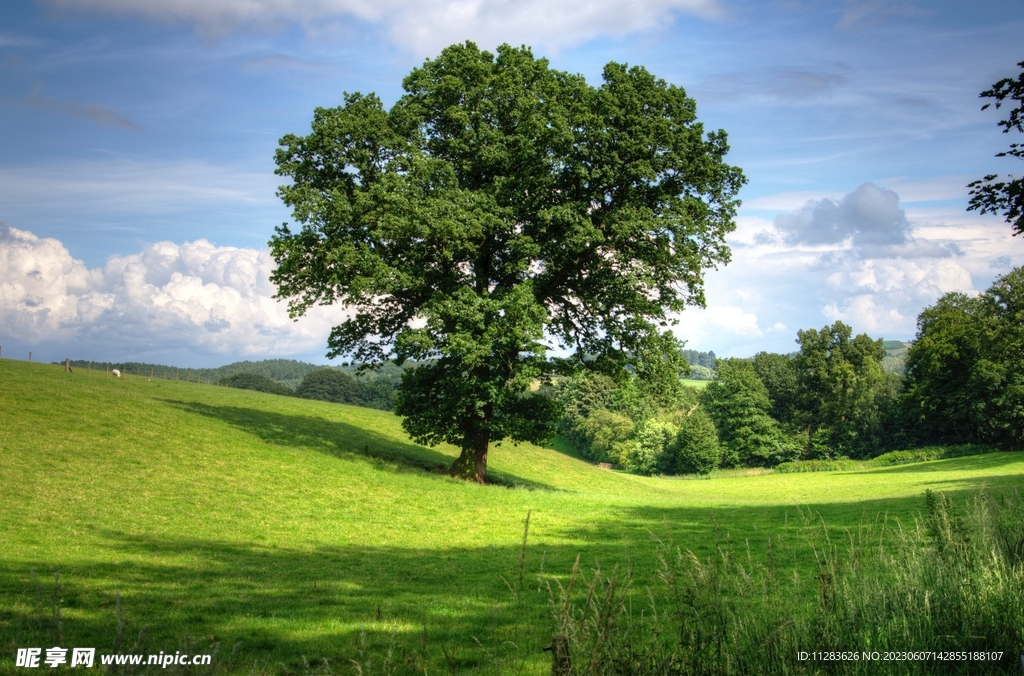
[1,359,1022,674]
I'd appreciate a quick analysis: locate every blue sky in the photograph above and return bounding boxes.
[1,0,1022,366]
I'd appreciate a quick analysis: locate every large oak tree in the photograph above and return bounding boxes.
[270,43,745,482]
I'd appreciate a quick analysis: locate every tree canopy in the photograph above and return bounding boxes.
[904,267,1024,449]
[270,42,745,482]
[968,60,1024,235]
[793,322,892,458]
[701,359,793,467]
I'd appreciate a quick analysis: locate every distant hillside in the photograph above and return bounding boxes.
[57,357,406,410]
[59,358,325,387]
[682,349,717,369]
[57,357,407,387]
[679,350,717,380]
[881,340,911,375]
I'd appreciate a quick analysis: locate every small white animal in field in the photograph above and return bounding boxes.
[112,369,121,378]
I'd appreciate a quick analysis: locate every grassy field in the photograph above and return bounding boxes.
[1,359,1022,674]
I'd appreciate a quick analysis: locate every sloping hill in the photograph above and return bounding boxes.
[2,359,1022,673]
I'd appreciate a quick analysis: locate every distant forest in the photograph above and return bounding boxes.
[58,357,404,411]
[55,340,904,400]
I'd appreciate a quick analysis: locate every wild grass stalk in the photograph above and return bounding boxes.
[549,489,1024,675]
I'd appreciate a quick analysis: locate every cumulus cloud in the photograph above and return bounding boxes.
[43,0,723,54]
[674,304,766,354]
[674,181,1018,356]
[819,257,975,333]
[774,182,913,247]
[0,224,338,360]
[758,184,980,336]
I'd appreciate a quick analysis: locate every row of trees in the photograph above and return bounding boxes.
[558,267,1022,474]
[223,367,398,411]
[904,267,1024,448]
[557,321,900,474]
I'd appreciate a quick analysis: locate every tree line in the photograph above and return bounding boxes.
[57,357,401,412]
[222,366,400,411]
[557,267,1023,475]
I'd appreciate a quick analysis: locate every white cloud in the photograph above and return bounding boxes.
[819,257,975,335]
[0,224,338,360]
[774,182,912,247]
[674,304,765,354]
[43,0,724,54]
[675,183,1020,356]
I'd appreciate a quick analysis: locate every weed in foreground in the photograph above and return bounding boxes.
[547,489,1024,675]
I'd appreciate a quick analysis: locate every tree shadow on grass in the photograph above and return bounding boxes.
[159,399,556,491]
[0,498,876,674]
[3,478,1020,674]
[582,474,1024,569]
[0,525,646,673]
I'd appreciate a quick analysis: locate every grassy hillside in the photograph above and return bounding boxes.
[1,359,1022,673]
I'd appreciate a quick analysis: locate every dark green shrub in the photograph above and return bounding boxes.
[296,368,396,410]
[296,369,360,403]
[869,444,992,466]
[556,372,621,459]
[774,458,857,473]
[220,373,293,396]
[581,409,634,464]
[621,419,677,475]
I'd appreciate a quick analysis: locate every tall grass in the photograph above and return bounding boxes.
[549,489,1024,675]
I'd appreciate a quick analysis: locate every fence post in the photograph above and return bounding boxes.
[28,351,32,364]
[88,361,91,375]
[551,634,570,676]
[65,358,70,373]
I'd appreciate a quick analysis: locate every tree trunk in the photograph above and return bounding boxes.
[448,428,489,483]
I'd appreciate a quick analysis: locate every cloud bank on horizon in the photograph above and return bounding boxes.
[0,223,337,364]
[2,180,1018,365]
[678,182,1018,356]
